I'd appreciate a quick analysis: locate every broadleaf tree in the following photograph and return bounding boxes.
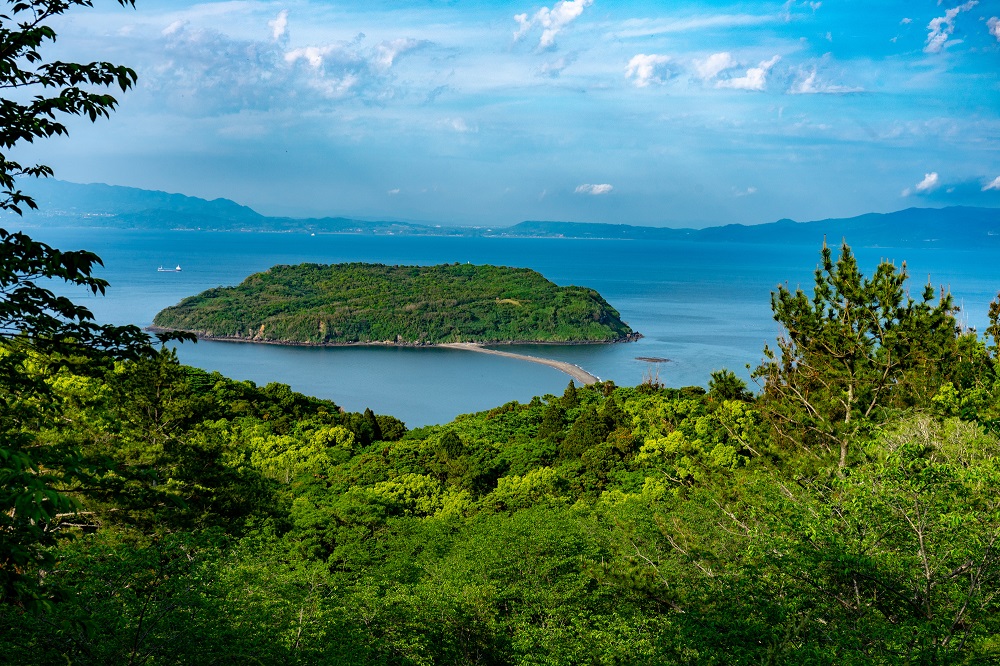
[0,0,191,609]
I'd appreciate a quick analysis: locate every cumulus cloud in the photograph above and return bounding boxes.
[283,42,370,98]
[148,24,291,113]
[625,54,674,87]
[733,186,757,197]
[925,1,978,54]
[575,183,613,195]
[901,17,912,25]
[902,172,940,196]
[983,176,1000,191]
[285,45,338,69]
[915,172,940,192]
[789,69,862,94]
[146,21,432,113]
[280,34,427,98]
[717,55,780,91]
[989,17,1000,42]
[514,0,592,50]
[268,10,288,41]
[694,52,736,80]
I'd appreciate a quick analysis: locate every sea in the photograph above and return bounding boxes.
[19,226,1000,427]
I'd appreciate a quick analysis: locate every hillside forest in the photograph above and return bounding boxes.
[4,241,1000,665]
[151,263,637,345]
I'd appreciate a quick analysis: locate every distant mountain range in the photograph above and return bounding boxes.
[6,179,1000,247]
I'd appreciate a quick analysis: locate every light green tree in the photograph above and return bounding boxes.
[0,0,195,608]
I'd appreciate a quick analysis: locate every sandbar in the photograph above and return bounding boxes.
[440,342,599,385]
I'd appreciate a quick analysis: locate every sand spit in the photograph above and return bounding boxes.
[440,343,599,386]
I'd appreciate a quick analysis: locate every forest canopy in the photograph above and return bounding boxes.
[152,262,638,345]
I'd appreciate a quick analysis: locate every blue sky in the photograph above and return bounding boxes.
[26,0,1000,226]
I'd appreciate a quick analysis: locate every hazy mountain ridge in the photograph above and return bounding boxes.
[6,180,999,246]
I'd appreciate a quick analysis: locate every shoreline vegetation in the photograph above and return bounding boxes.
[146,328,610,384]
[152,262,639,346]
[145,327,642,348]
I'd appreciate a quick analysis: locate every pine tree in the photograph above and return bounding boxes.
[754,241,960,468]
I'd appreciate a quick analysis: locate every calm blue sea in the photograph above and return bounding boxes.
[19,226,999,426]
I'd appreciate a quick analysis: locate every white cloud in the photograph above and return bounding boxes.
[924,1,978,54]
[717,55,780,91]
[388,188,401,195]
[903,172,941,196]
[625,54,673,87]
[733,186,757,197]
[789,69,862,94]
[146,18,436,113]
[285,45,337,69]
[694,52,736,80]
[916,172,940,192]
[373,38,425,71]
[989,17,1000,42]
[514,13,532,40]
[514,0,592,50]
[575,183,613,195]
[983,176,1000,191]
[147,24,294,113]
[162,20,186,36]
[268,10,288,42]
[901,17,912,25]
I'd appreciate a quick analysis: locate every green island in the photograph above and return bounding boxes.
[151,262,639,345]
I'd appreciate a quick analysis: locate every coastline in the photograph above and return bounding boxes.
[148,327,615,385]
[146,327,640,348]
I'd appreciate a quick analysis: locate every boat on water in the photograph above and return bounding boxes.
[157,265,182,272]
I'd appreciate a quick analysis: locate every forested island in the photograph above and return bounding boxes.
[152,262,639,345]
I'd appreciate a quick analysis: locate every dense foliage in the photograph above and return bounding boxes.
[4,301,1000,663]
[152,262,637,345]
[3,243,1000,664]
[0,0,198,611]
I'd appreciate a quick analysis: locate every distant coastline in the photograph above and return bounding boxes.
[9,180,1000,248]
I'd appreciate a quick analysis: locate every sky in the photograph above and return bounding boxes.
[22,0,1000,226]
